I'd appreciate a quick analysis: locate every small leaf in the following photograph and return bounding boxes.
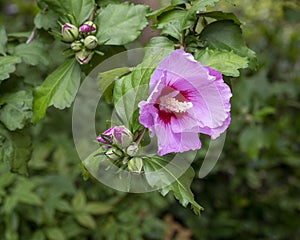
[147,5,176,23]
[0,26,7,55]
[85,202,113,214]
[0,56,22,81]
[0,90,33,131]
[199,20,256,67]
[144,36,175,57]
[98,67,130,103]
[45,227,66,240]
[98,0,122,7]
[74,213,96,229]
[34,10,59,30]
[156,10,186,40]
[7,32,31,39]
[239,125,267,159]
[143,156,203,215]
[72,190,86,211]
[14,41,49,66]
[55,199,72,212]
[182,0,221,29]
[0,171,15,189]
[0,125,32,175]
[2,196,18,213]
[195,48,248,77]
[15,191,42,206]
[41,0,95,25]
[96,2,149,45]
[197,11,241,25]
[33,58,81,123]
[171,0,188,5]
[32,230,45,240]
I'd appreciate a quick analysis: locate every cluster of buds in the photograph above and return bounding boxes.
[61,21,98,65]
[96,126,143,174]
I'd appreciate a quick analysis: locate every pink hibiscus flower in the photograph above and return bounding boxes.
[138,50,232,156]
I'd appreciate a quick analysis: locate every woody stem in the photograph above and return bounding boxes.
[135,128,147,145]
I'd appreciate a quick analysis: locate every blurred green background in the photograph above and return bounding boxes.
[0,0,300,239]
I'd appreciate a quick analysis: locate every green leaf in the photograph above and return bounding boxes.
[0,26,7,55]
[0,90,33,131]
[145,36,174,53]
[147,5,176,23]
[74,213,96,229]
[45,227,66,240]
[55,199,72,212]
[33,58,81,123]
[97,0,122,8]
[14,41,49,66]
[171,0,188,5]
[82,148,106,177]
[72,190,86,211]
[32,231,45,240]
[85,202,113,214]
[98,67,130,103]
[199,20,256,67]
[96,2,149,45]
[113,49,172,130]
[182,0,221,29]
[34,10,59,30]
[14,190,42,206]
[195,48,248,77]
[143,156,203,215]
[0,56,22,81]
[197,11,241,25]
[156,10,186,40]
[41,0,95,25]
[144,36,174,61]
[7,32,31,39]
[0,125,32,175]
[239,125,267,159]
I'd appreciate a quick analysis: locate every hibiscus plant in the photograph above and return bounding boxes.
[0,0,256,215]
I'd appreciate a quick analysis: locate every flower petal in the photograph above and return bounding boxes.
[155,123,201,156]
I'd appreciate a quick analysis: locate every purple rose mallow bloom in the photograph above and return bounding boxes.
[96,126,132,149]
[138,50,232,156]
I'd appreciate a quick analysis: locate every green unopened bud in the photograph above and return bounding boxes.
[106,147,123,161]
[128,157,143,174]
[75,49,93,65]
[84,35,98,49]
[126,143,139,157]
[61,23,78,42]
[71,40,83,51]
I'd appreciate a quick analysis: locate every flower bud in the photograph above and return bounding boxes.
[79,21,97,36]
[71,40,83,51]
[84,35,98,49]
[128,157,143,174]
[105,147,123,161]
[97,126,132,149]
[75,49,93,65]
[61,23,78,42]
[126,143,139,157]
